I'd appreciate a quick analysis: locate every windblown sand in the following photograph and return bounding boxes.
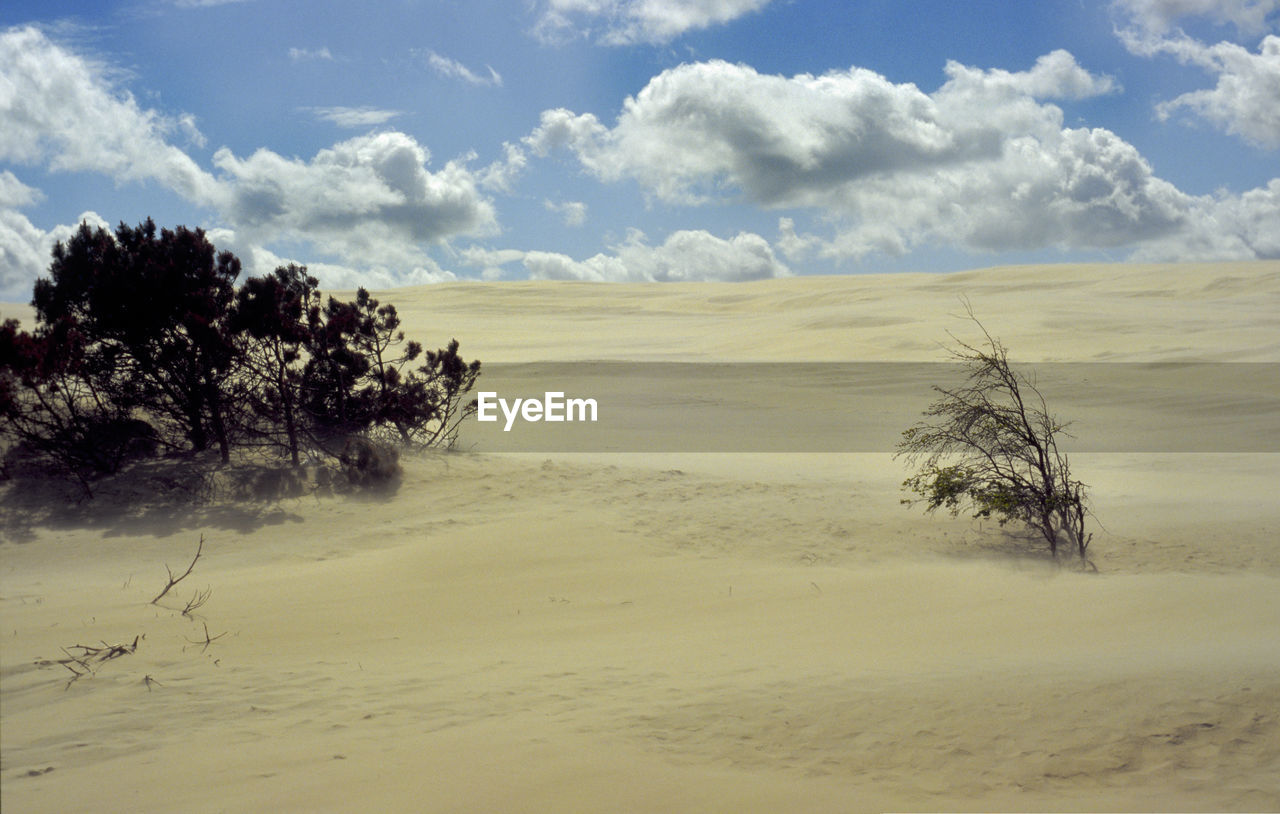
[3,262,1279,812]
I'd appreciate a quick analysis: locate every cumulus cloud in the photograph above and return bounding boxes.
[1114,0,1280,149]
[424,50,502,86]
[1132,179,1280,260]
[211,131,497,269]
[306,106,402,128]
[0,207,51,301]
[1122,32,1280,148]
[529,54,1122,208]
[457,247,528,280]
[1111,0,1280,36]
[479,142,529,193]
[0,170,41,209]
[534,0,774,44]
[527,54,1203,258]
[0,184,108,302]
[465,229,789,282]
[204,227,459,290]
[808,128,1189,259]
[0,26,218,202]
[0,27,497,289]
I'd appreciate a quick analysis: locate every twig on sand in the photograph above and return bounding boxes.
[181,586,212,617]
[38,636,141,689]
[151,535,204,605]
[185,621,227,652]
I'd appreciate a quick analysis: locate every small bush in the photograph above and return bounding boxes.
[896,308,1094,566]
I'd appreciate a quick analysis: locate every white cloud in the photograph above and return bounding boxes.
[307,106,402,128]
[1114,0,1280,149]
[528,65,967,206]
[535,0,774,44]
[211,131,498,269]
[529,54,1200,258]
[0,206,51,301]
[1122,32,1280,149]
[0,26,218,203]
[205,227,459,290]
[479,142,529,193]
[0,186,109,301]
[525,108,610,157]
[0,170,42,209]
[530,54,1119,209]
[545,199,588,226]
[424,50,502,86]
[457,246,531,280]
[1111,0,1280,36]
[288,46,333,61]
[466,229,789,282]
[1132,179,1280,260]
[808,128,1189,259]
[939,48,1118,105]
[0,28,497,290]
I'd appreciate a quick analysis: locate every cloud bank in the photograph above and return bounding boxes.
[465,229,789,282]
[527,52,1233,259]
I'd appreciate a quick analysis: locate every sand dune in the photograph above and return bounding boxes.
[3,262,1279,812]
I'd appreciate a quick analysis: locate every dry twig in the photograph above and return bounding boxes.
[38,636,141,689]
[185,621,227,652]
[182,586,212,617]
[151,535,204,605]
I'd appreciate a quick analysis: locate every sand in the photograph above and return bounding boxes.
[2,261,1279,812]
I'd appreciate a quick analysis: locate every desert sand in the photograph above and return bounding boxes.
[2,261,1279,812]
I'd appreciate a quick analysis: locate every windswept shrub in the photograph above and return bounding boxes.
[0,317,148,495]
[296,286,480,452]
[896,310,1094,566]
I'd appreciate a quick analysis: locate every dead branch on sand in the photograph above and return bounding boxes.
[151,535,204,605]
[37,636,140,689]
[181,586,213,617]
[185,621,227,652]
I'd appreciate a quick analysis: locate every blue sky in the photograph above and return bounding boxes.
[2,0,1278,299]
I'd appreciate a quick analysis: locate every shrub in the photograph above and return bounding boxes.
[0,317,146,495]
[896,310,1094,566]
[31,219,241,462]
[5,218,481,494]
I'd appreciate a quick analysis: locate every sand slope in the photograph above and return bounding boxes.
[3,262,1279,812]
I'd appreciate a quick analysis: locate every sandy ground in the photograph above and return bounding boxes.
[2,261,1279,812]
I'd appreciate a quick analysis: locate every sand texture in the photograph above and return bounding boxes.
[2,262,1279,812]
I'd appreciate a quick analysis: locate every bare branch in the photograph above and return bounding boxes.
[151,536,204,605]
[182,587,212,617]
[185,622,227,652]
